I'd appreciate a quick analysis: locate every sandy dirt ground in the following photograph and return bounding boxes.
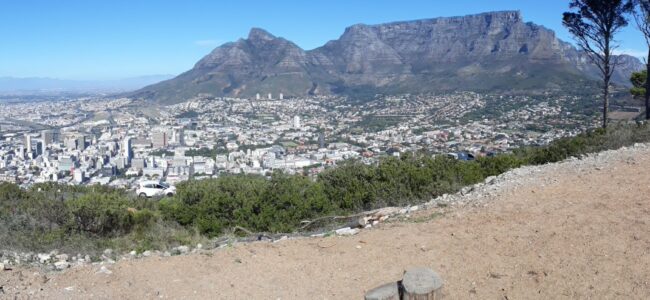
[2,146,650,299]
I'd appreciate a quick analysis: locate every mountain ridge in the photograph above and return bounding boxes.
[133,11,644,103]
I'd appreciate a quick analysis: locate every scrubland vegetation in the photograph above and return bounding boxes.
[2,123,650,254]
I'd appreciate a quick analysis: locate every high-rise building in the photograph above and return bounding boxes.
[256,93,261,100]
[41,130,53,147]
[122,137,132,163]
[65,137,77,151]
[293,115,301,129]
[17,146,25,159]
[76,136,86,151]
[25,134,32,154]
[279,93,284,100]
[268,93,272,100]
[170,127,184,146]
[152,132,168,149]
[35,141,43,156]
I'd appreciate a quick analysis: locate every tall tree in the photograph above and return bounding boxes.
[563,0,634,128]
[633,0,650,119]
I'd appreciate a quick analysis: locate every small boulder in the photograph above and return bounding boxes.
[176,245,190,254]
[54,261,69,270]
[335,227,360,236]
[37,254,51,264]
[97,266,112,275]
[364,282,399,300]
[55,254,69,261]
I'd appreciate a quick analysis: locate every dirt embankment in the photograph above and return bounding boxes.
[2,144,650,299]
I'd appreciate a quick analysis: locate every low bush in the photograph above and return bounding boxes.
[2,123,650,254]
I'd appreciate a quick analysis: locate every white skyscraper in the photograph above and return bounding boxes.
[293,115,301,129]
[279,93,284,100]
[256,93,260,100]
[123,137,132,162]
[268,93,272,100]
[25,134,32,154]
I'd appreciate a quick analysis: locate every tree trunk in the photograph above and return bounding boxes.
[603,80,609,129]
[401,268,444,300]
[646,48,650,120]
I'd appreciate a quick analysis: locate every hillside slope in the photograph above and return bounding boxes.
[132,11,644,104]
[2,144,650,299]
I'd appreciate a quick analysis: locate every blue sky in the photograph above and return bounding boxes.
[0,0,645,80]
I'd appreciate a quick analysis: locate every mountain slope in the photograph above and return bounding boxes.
[133,11,644,104]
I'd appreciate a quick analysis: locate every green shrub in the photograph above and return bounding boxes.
[66,193,134,236]
[3,123,650,254]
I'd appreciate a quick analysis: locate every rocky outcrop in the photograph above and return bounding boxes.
[133,11,644,104]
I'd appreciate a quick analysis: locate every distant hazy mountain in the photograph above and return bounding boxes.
[0,74,174,94]
[133,11,644,104]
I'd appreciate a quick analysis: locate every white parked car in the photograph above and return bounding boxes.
[136,180,176,198]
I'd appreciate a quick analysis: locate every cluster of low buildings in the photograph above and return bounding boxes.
[0,91,600,189]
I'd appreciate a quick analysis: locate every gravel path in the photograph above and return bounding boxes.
[2,144,650,299]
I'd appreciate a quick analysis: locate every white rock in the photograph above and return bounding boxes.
[335,227,360,236]
[97,266,112,275]
[54,261,69,270]
[196,243,203,250]
[37,253,51,264]
[55,254,68,261]
[129,251,137,256]
[176,245,190,254]
[142,251,152,257]
[372,207,401,218]
[0,262,5,270]
[273,236,289,243]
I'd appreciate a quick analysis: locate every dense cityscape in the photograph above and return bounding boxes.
[0,91,601,190]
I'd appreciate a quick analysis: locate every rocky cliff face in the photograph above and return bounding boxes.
[134,11,644,103]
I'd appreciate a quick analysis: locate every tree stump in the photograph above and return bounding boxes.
[401,268,443,300]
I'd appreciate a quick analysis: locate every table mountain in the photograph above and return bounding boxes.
[133,11,643,104]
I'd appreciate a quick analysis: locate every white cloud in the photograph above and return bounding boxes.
[194,39,221,47]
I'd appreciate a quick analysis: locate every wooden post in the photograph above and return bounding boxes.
[364,282,400,300]
[401,268,443,300]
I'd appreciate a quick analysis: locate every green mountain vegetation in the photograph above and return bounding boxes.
[2,123,650,255]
